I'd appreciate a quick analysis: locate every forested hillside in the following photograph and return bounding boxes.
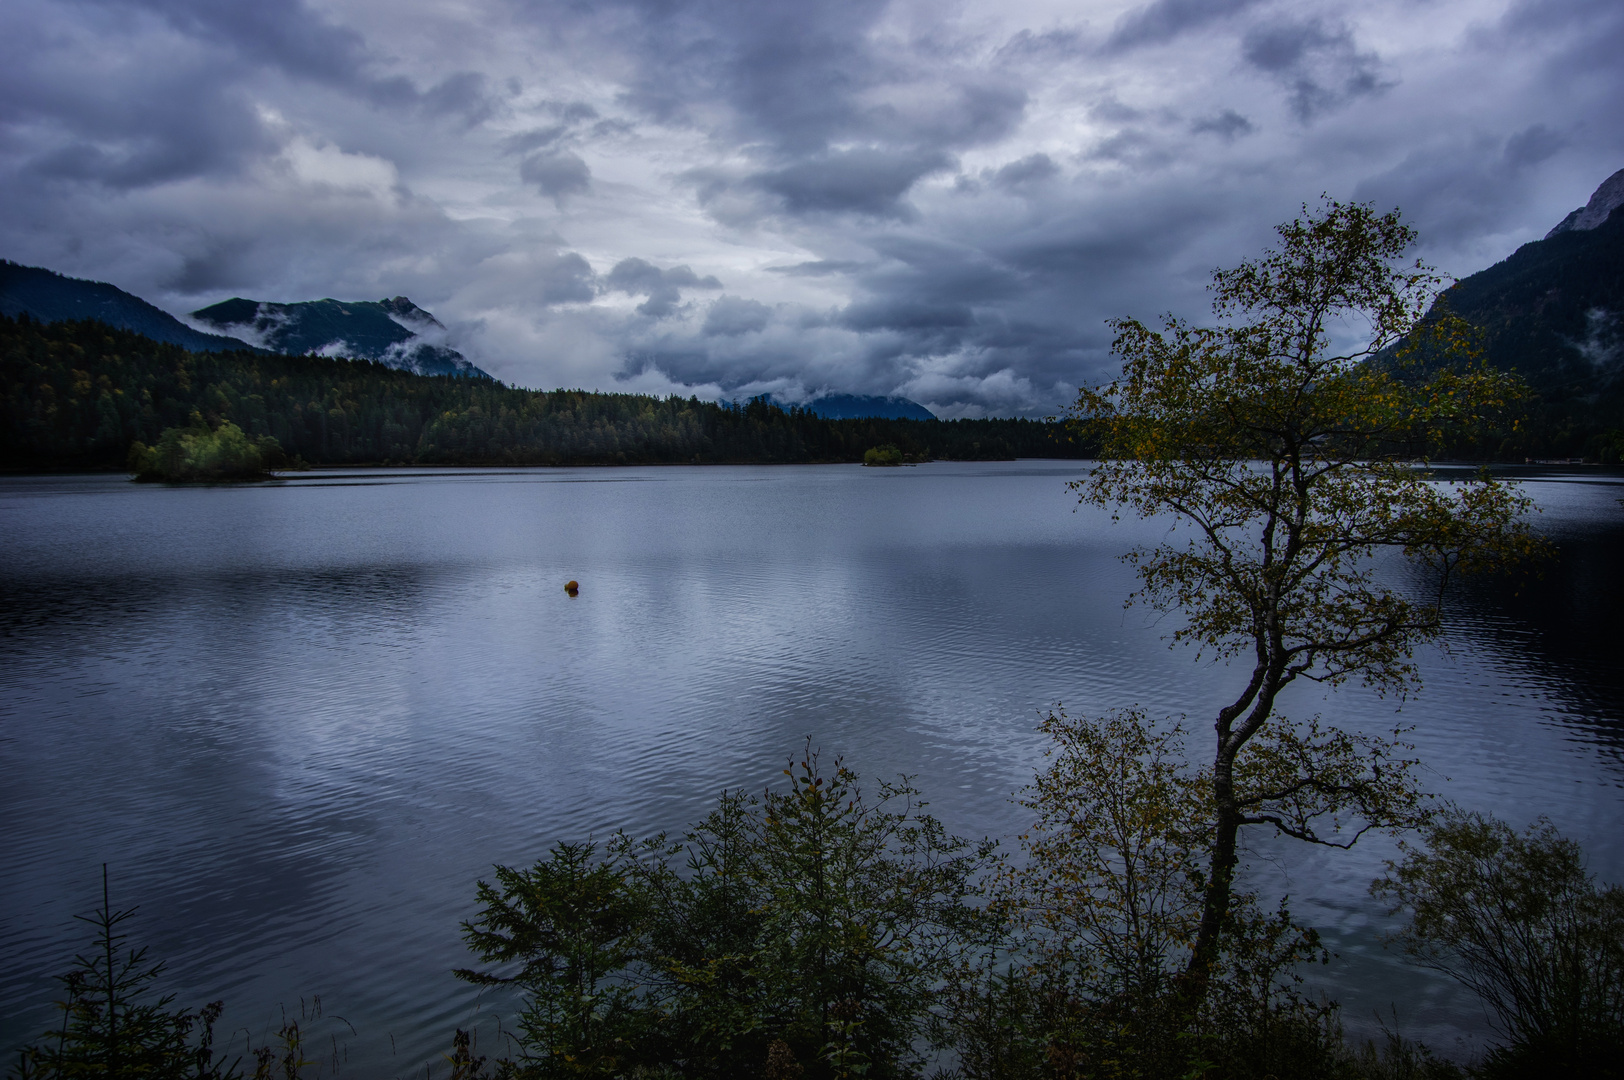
[1,315,1081,470]
[1424,200,1624,458]
[0,260,256,354]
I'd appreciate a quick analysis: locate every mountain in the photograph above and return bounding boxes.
[1544,167,1624,238]
[0,261,489,380]
[732,393,935,420]
[0,261,257,353]
[190,296,489,379]
[1419,168,1624,457]
[800,393,936,421]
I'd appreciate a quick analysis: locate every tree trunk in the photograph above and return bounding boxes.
[1181,752,1240,1009]
[1181,667,1284,1004]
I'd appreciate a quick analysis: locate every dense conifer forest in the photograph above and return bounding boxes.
[0,315,1084,472]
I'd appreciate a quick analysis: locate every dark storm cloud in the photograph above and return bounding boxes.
[18,85,273,191]
[1240,18,1387,121]
[583,0,1029,233]
[616,346,743,387]
[0,7,278,191]
[520,150,592,201]
[605,258,723,318]
[602,0,888,144]
[1191,110,1254,141]
[579,0,1026,204]
[449,244,601,312]
[420,73,499,126]
[990,153,1059,191]
[611,182,1232,412]
[0,0,499,214]
[1104,0,1264,53]
[840,298,974,334]
[530,251,599,305]
[166,246,260,294]
[1501,0,1624,73]
[4,0,1622,415]
[601,0,1027,152]
[113,0,371,85]
[702,296,772,336]
[1352,125,1583,248]
[802,193,1235,405]
[766,260,870,277]
[1503,125,1567,169]
[752,148,956,218]
[90,0,502,120]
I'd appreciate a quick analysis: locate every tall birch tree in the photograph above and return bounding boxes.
[1071,198,1543,1001]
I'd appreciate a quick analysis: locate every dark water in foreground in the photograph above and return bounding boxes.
[2,461,1621,1073]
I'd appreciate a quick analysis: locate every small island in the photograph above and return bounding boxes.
[128,414,289,483]
[862,443,930,466]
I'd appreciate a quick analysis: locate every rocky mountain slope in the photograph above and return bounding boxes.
[1544,167,1624,238]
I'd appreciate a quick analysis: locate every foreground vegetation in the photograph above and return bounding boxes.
[0,315,1079,473]
[13,745,1622,1080]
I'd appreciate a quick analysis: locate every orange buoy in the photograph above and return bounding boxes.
[565,580,579,595]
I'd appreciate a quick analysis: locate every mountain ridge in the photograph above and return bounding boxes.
[191,295,489,379]
[0,259,489,379]
[0,261,259,354]
[735,393,936,421]
[1417,167,1624,457]
[1544,167,1624,239]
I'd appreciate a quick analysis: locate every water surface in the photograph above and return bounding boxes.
[2,461,1620,1071]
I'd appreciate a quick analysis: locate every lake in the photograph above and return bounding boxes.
[2,461,1621,1073]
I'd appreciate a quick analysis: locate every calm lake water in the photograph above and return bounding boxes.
[2,461,1621,1073]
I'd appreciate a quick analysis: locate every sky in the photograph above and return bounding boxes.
[2,0,1621,415]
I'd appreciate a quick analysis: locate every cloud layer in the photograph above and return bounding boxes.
[3,0,1621,414]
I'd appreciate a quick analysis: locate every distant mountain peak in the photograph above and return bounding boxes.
[726,392,936,421]
[191,295,487,378]
[379,295,444,328]
[1545,167,1624,239]
[801,393,936,421]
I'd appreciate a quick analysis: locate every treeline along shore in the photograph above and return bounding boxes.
[0,314,1085,472]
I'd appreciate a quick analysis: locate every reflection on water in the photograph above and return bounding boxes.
[1448,503,1624,756]
[1,462,1620,1072]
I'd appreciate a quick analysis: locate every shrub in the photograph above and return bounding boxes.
[1374,811,1624,1078]
[950,709,1348,1080]
[10,869,237,1080]
[455,750,999,1079]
